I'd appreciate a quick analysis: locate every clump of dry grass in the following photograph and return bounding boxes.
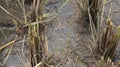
[76,0,118,60]
[25,0,49,66]
[96,56,117,67]
[75,0,119,66]
[97,19,118,60]
[0,0,49,66]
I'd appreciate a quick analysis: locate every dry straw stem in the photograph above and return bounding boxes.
[0,35,20,51]
[3,43,14,64]
[0,35,20,65]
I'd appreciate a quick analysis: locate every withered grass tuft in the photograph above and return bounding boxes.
[27,0,49,66]
[76,0,119,66]
[97,19,118,61]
